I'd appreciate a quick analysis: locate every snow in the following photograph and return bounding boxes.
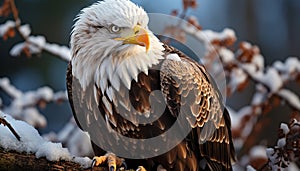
[166,53,181,61]
[0,78,23,98]
[10,35,71,62]
[9,43,25,57]
[229,68,247,92]
[252,54,264,71]
[198,28,236,43]
[1,78,67,128]
[36,142,72,161]
[251,68,283,93]
[277,138,286,148]
[0,111,92,168]
[280,123,290,135]
[277,89,300,111]
[228,106,252,129]
[0,20,15,36]
[219,47,234,63]
[19,24,31,37]
[43,43,71,61]
[266,148,276,162]
[246,165,257,171]
[181,22,236,46]
[249,145,267,159]
[273,57,300,74]
[22,108,47,128]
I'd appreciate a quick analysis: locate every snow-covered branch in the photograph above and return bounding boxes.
[0,111,92,169]
[0,0,71,62]
[0,77,68,128]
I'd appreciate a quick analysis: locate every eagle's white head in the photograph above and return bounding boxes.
[71,0,165,91]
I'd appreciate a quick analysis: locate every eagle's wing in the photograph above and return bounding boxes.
[160,44,235,170]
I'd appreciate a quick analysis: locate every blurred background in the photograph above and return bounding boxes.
[0,0,299,146]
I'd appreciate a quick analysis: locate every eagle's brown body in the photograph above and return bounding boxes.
[67,44,235,171]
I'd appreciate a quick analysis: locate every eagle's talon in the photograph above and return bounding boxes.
[110,166,115,171]
[91,159,96,171]
[91,153,124,171]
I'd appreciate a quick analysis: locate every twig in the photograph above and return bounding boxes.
[6,0,70,62]
[0,117,20,141]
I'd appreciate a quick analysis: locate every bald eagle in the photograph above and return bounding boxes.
[67,0,235,170]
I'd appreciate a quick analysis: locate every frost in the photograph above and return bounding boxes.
[0,112,92,168]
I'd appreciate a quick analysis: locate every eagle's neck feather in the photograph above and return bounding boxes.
[72,40,165,94]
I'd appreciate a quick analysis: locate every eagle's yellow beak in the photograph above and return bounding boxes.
[114,25,150,52]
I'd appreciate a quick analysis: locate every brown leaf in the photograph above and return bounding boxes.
[22,45,32,58]
[237,78,249,92]
[211,36,236,47]
[249,157,268,170]
[0,0,11,17]
[182,0,198,10]
[187,16,202,30]
[2,27,15,40]
[38,100,47,109]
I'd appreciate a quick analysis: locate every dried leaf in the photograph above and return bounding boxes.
[38,99,47,109]
[187,16,202,30]
[22,45,32,58]
[182,0,198,10]
[2,27,15,40]
[237,78,249,92]
[211,36,235,47]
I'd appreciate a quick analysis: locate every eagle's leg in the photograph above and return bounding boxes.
[91,152,126,171]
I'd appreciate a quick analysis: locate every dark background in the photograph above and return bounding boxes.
[0,0,299,139]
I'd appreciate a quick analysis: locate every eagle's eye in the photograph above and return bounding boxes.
[110,25,121,33]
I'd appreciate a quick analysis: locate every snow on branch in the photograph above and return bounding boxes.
[0,111,91,168]
[265,119,299,170]
[0,77,68,128]
[0,0,71,62]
